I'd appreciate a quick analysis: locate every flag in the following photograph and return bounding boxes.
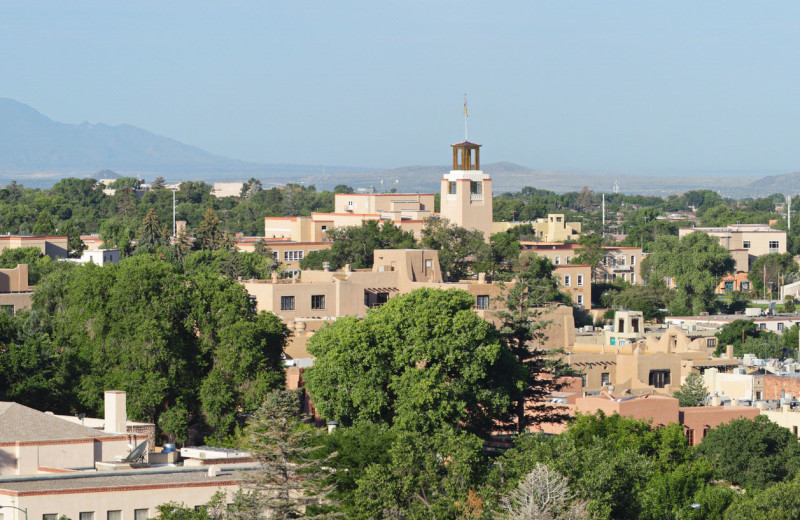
[463,95,468,117]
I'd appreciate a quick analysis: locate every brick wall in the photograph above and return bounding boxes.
[764,375,800,400]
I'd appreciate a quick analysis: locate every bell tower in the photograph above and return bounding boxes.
[440,140,493,240]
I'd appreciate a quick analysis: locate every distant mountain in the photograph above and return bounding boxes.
[0,99,370,183]
[746,172,800,195]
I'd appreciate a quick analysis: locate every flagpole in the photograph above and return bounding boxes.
[463,94,468,141]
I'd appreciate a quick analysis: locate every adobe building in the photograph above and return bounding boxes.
[264,138,496,243]
[0,264,33,315]
[566,311,737,395]
[0,235,68,259]
[440,141,493,240]
[521,242,644,284]
[533,392,760,446]
[553,264,591,309]
[496,213,581,242]
[679,224,787,272]
[242,248,577,361]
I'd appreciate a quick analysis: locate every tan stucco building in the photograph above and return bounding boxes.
[242,248,577,360]
[0,264,32,315]
[521,243,644,284]
[679,224,787,272]
[0,235,68,259]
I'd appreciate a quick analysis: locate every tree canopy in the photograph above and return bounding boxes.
[303,288,522,437]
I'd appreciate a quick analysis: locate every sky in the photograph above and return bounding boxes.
[3,1,800,176]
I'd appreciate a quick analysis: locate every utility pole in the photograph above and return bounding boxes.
[172,188,176,238]
[788,194,792,233]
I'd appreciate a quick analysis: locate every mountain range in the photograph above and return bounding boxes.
[0,97,795,197]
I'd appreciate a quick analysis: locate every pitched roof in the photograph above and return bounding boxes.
[0,402,121,443]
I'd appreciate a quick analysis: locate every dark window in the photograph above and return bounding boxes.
[448,181,457,195]
[364,291,370,307]
[476,295,490,310]
[686,429,694,445]
[376,292,389,305]
[649,370,671,388]
[470,181,482,195]
[311,295,325,310]
[601,373,610,386]
[280,296,295,311]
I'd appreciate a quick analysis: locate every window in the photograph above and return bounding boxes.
[80,514,95,520]
[566,255,571,263]
[759,323,766,331]
[769,240,780,251]
[707,338,717,348]
[577,274,584,287]
[601,373,610,386]
[794,426,799,437]
[743,240,751,249]
[470,181,482,195]
[621,273,627,282]
[778,322,785,331]
[376,292,389,305]
[134,510,149,520]
[649,370,671,388]
[556,216,562,222]
[284,250,304,262]
[476,295,490,310]
[311,295,325,310]
[631,273,636,284]
[580,374,587,387]
[280,296,295,311]
[686,429,694,445]
[577,294,584,307]
[107,513,122,520]
[364,291,370,307]
[555,256,560,265]
[618,255,626,266]
[448,181,457,195]
[321,225,327,232]
[564,274,571,287]
[44,516,58,520]
[741,281,750,290]
[630,255,636,265]
[347,200,354,207]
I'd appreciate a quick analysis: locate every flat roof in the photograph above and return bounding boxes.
[0,464,258,496]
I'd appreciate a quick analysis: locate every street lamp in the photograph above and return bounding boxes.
[0,505,28,520]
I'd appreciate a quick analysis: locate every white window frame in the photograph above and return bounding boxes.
[283,250,305,262]
[577,274,584,287]
[564,274,571,287]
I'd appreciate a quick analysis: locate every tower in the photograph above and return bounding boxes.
[440,140,493,240]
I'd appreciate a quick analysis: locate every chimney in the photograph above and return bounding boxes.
[104,391,127,435]
[726,344,734,359]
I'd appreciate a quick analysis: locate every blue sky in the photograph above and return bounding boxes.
[3,1,800,176]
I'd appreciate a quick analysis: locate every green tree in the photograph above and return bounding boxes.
[150,176,166,190]
[421,217,489,281]
[319,220,417,270]
[642,231,735,315]
[135,208,170,253]
[244,389,333,519]
[739,333,788,359]
[304,288,521,437]
[613,282,671,321]
[489,230,522,278]
[58,220,86,258]
[697,415,800,490]
[32,210,55,235]
[723,478,800,520]
[495,252,572,433]
[714,319,760,355]
[196,208,223,251]
[239,178,262,199]
[749,252,799,297]
[673,372,708,406]
[571,234,605,282]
